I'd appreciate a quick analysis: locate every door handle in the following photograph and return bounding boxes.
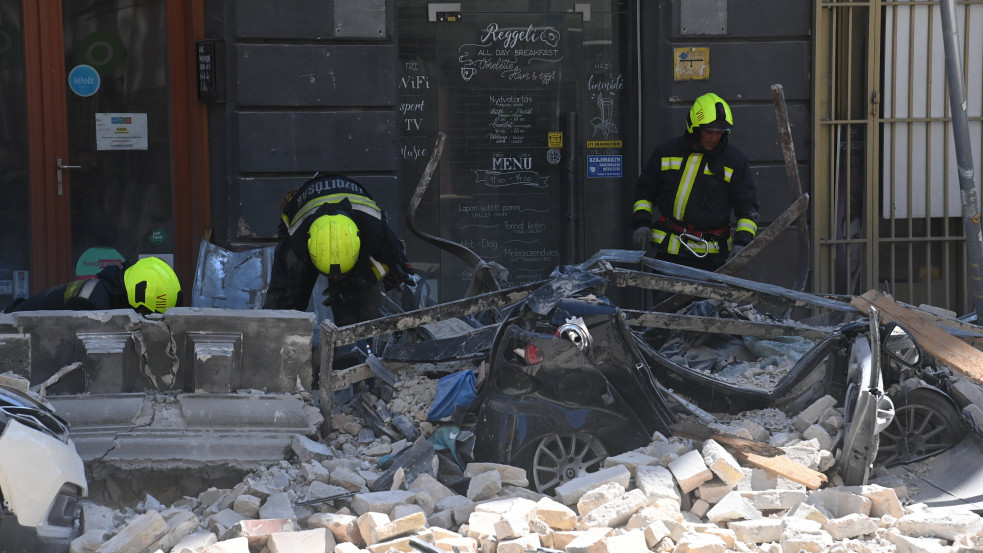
[56,157,82,196]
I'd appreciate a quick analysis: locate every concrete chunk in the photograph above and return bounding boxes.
[466,469,502,501]
[169,530,217,553]
[806,487,871,518]
[307,512,361,543]
[897,510,983,541]
[553,465,631,506]
[564,527,613,553]
[356,512,390,546]
[534,496,577,530]
[581,489,648,528]
[599,529,649,553]
[642,520,671,548]
[802,424,833,452]
[601,450,658,478]
[860,484,904,518]
[464,462,529,487]
[94,510,169,553]
[497,533,541,553]
[887,532,952,553]
[408,473,457,503]
[824,513,878,540]
[701,439,744,487]
[728,518,782,544]
[201,536,250,553]
[268,528,334,553]
[259,492,297,520]
[221,519,296,549]
[350,490,417,516]
[673,532,727,553]
[635,465,681,505]
[739,489,807,512]
[793,395,837,433]
[781,518,833,553]
[705,492,762,524]
[577,482,625,516]
[668,450,714,494]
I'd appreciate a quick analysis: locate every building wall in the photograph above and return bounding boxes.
[640,0,813,287]
[204,0,401,249]
[204,0,813,295]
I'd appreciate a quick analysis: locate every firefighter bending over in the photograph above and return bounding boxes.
[262,174,413,326]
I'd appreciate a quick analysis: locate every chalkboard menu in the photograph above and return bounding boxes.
[398,4,632,302]
[436,14,581,297]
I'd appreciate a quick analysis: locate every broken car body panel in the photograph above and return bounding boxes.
[0,384,87,550]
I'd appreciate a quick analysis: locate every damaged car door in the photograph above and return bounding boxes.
[838,308,896,485]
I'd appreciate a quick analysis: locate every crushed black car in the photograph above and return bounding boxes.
[322,250,981,496]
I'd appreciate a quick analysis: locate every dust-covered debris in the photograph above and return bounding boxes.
[69,372,983,553]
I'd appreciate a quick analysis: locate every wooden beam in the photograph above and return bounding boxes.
[851,290,983,385]
[331,363,375,391]
[622,311,829,340]
[655,194,810,312]
[670,421,827,490]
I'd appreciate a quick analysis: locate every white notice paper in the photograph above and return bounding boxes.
[95,113,149,150]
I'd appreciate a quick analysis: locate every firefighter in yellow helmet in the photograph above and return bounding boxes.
[2,256,182,314]
[262,174,413,326]
[631,92,759,271]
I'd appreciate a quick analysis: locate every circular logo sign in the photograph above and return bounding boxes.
[547,148,561,165]
[68,64,100,97]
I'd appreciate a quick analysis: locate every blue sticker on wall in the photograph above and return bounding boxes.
[587,155,623,178]
[68,64,100,97]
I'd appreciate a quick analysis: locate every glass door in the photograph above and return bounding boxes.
[10,0,204,302]
[0,1,29,308]
[62,0,175,277]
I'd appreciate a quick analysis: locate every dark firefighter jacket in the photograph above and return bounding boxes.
[2,265,128,312]
[632,135,759,257]
[262,175,412,312]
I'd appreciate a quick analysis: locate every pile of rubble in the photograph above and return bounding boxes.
[70,368,983,553]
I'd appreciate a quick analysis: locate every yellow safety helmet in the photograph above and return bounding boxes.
[124,256,181,313]
[308,213,361,276]
[686,92,733,134]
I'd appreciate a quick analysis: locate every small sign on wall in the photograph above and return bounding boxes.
[196,40,225,102]
[674,47,710,81]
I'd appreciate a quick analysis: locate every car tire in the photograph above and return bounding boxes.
[529,433,608,495]
[876,387,965,466]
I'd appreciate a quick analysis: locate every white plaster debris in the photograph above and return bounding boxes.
[73,369,983,553]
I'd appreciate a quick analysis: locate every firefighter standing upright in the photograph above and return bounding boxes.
[262,174,413,326]
[631,93,759,271]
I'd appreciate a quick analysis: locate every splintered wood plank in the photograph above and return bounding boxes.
[670,421,827,489]
[732,450,828,490]
[851,290,983,385]
[332,363,375,391]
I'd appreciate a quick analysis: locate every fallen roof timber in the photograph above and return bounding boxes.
[622,310,830,340]
[852,290,983,385]
[655,193,810,312]
[595,262,856,314]
[605,269,759,305]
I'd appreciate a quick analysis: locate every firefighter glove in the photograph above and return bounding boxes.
[728,244,746,261]
[632,227,652,250]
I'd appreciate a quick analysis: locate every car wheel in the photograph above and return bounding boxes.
[530,433,608,495]
[876,388,965,466]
